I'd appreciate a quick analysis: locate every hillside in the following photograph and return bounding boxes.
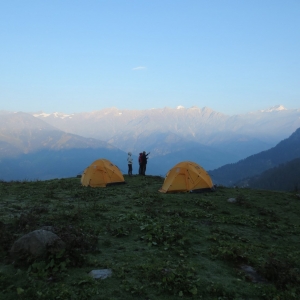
[241,158,300,192]
[209,127,300,186]
[0,176,300,299]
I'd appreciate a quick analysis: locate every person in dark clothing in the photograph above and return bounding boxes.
[141,151,150,175]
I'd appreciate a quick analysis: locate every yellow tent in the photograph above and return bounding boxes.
[159,161,214,193]
[81,159,125,187]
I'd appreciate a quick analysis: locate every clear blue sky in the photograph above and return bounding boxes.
[0,0,299,115]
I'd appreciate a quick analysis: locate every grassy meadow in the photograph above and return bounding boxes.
[0,175,300,299]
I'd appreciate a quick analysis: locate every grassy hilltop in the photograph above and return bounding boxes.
[0,176,300,299]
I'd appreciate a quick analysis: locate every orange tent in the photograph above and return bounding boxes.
[159,161,214,193]
[81,159,125,187]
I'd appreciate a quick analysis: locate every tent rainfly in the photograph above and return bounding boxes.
[81,159,125,187]
[159,161,214,193]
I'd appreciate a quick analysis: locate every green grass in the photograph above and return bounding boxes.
[1,175,300,299]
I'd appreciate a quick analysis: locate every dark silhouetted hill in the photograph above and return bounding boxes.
[240,157,300,192]
[209,127,300,186]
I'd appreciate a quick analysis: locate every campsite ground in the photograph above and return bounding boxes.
[0,175,300,299]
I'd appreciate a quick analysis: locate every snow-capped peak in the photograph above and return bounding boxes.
[261,105,287,112]
[177,105,184,109]
[33,112,74,119]
[33,112,51,118]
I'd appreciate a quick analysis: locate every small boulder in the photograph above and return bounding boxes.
[240,265,267,283]
[227,198,237,203]
[39,226,55,232]
[11,229,65,260]
[88,269,112,279]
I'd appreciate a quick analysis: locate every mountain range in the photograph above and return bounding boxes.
[32,105,300,169]
[0,105,300,184]
[32,105,300,159]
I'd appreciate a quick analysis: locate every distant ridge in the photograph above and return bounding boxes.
[0,112,128,180]
[0,112,116,158]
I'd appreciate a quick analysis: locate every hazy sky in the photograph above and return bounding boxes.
[1,1,299,115]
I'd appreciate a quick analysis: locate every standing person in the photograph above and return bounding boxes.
[127,152,133,176]
[141,151,150,175]
[138,153,143,175]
